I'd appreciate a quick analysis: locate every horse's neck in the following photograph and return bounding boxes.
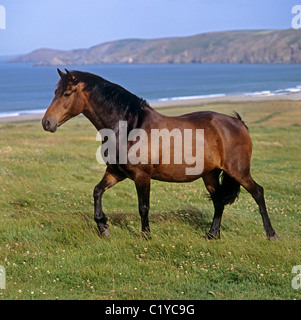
[82,94,159,132]
[82,107,104,131]
[82,100,121,132]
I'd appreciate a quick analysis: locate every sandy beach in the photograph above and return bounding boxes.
[0,91,300,124]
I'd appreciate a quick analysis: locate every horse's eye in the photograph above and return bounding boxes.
[64,92,71,97]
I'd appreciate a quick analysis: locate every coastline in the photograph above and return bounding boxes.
[0,91,300,124]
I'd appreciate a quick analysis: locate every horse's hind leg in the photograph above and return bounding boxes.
[235,174,279,240]
[134,173,151,239]
[202,169,224,239]
[94,168,125,236]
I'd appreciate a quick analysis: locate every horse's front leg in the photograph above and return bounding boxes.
[94,168,125,236]
[134,174,151,239]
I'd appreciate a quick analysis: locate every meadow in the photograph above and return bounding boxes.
[0,100,300,300]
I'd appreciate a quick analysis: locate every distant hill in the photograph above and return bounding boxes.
[10,29,301,66]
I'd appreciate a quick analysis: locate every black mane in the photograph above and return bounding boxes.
[56,70,150,123]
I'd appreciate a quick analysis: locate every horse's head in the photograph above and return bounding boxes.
[42,69,86,132]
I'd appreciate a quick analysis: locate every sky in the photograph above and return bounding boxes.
[0,0,299,56]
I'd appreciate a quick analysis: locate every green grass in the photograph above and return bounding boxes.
[0,101,300,300]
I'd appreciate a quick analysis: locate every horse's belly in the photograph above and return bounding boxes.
[150,165,204,182]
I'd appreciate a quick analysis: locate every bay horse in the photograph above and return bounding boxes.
[42,69,279,240]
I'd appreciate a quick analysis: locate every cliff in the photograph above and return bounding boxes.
[11,29,301,65]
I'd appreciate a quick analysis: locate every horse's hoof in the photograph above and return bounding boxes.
[141,231,151,240]
[100,226,110,237]
[203,232,220,240]
[268,233,280,241]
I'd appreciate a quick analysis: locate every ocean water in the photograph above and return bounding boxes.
[0,62,301,117]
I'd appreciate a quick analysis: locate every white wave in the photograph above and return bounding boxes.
[19,108,46,115]
[0,112,20,118]
[277,87,301,93]
[245,90,274,96]
[0,108,46,118]
[157,93,226,102]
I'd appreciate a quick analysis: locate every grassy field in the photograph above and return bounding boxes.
[0,100,300,300]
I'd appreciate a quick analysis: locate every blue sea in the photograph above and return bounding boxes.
[0,61,301,117]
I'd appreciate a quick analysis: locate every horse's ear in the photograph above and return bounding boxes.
[57,68,65,78]
[65,69,74,80]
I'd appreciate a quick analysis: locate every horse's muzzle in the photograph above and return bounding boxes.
[42,117,57,132]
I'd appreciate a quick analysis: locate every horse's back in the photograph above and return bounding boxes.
[176,110,249,137]
[177,110,244,129]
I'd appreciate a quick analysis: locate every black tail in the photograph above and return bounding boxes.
[210,172,240,205]
[233,111,248,131]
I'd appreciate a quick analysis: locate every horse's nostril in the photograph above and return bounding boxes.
[42,118,57,132]
[43,119,51,131]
